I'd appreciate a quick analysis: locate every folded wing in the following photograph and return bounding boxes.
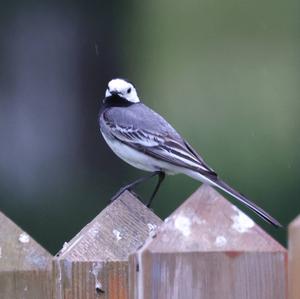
[105,120,217,178]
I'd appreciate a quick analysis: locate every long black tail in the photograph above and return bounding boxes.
[210,178,282,228]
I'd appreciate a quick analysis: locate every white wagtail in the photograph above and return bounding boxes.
[99,78,281,227]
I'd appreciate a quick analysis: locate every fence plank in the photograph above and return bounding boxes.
[288,215,300,299]
[0,211,53,299]
[129,184,287,299]
[53,191,162,299]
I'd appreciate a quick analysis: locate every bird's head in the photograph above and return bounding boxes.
[104,78,140,104]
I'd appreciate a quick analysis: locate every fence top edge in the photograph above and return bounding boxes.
[289,214,300,229]
[55,191,162,261]
[133,185,286,254]
[0,211,53,272]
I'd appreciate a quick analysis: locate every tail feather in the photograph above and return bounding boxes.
[210,178,282,228]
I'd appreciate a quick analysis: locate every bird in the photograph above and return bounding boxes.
[99,78,281,227]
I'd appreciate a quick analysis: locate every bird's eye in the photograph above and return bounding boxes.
[127,88,132,93]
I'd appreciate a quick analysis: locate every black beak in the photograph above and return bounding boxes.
[110,90,121,96]
[102,90,122,103]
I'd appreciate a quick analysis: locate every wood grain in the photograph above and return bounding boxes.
[288,215,300,299]
[53,191,162,299]
[129,184,287,299]
[0,211,53,299]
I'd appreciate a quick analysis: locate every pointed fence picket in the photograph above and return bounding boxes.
[0,211,53,299]
[53,191,162,299]
[0,185,295,299]
[129,185,287,299]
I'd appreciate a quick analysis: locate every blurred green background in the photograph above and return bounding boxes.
[0,0,299,254]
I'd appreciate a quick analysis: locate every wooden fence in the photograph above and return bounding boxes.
[0,184,297,299]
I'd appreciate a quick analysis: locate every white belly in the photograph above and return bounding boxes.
[101,131,177,174]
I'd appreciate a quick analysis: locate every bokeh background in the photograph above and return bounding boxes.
[0,0,299,254]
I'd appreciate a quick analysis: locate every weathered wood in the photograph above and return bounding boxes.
[129,184,287,299]
[53,191,162,299]
[0,211,53,299]
[288,215,300,299]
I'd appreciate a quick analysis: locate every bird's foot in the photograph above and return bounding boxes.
[110,187,143,202]
[147,205,154,212]
[110,187,131,202]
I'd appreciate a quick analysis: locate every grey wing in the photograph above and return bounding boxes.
[183,139,216,174]
[102,105,217,177]
[102,103,183,138]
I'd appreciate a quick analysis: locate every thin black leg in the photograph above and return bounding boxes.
[147,172,165,208]
[111,171,160,202]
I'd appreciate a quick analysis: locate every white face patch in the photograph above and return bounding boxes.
[105,78,140,103]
